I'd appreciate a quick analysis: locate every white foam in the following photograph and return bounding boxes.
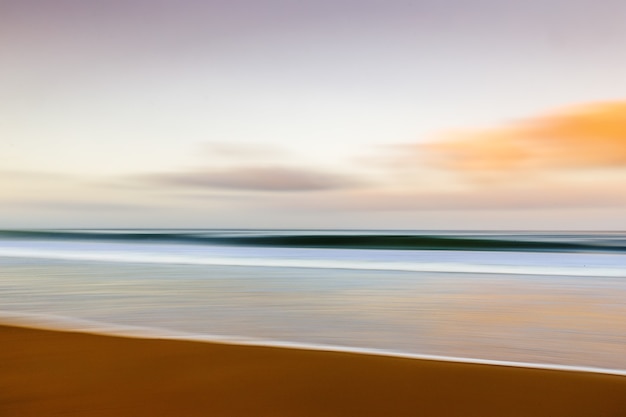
[2,310,625,378]
[1,242,626,277]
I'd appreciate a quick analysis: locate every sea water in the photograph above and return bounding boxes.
[1,229,625,372]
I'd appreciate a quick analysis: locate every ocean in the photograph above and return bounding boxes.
[2,229,626,373]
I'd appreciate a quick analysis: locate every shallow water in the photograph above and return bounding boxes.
[2,232,626,372]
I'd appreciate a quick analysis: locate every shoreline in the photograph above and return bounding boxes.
[2,321,626,416]
[2,310,626,378]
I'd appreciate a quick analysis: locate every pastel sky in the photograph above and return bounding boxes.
[2,0,626,229]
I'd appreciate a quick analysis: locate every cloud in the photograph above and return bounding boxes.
[143,165,359,191]
[412,101,626,178]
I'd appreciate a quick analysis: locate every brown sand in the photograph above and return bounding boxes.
[2,324,626,417]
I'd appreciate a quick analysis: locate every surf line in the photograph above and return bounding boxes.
[2,310,625,378]
[1,246,625,277]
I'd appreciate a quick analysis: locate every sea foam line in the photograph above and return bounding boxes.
[1,246,626,277]
[2,310,625,378]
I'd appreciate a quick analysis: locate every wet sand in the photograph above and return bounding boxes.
[2,324,626,416]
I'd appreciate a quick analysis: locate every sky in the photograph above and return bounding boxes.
[2,0,626,229]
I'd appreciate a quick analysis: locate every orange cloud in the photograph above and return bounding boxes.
[422,101,626,176]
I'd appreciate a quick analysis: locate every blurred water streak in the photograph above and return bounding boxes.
[2,252,626,370]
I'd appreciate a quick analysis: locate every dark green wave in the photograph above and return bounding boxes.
[1,230,623,253]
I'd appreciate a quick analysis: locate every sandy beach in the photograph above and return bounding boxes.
[2,324,626,416]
